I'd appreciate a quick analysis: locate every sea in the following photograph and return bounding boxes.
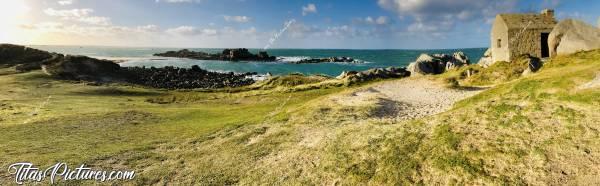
[28,45,486,77]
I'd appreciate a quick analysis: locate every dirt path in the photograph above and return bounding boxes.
[334,77,486,120]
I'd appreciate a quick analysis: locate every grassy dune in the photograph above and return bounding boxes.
[0,50,599,184]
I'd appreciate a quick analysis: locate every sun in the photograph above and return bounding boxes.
[0,0,31,44]
[0,0,30,21]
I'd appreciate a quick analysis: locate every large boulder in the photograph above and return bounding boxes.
[42,55,121,81]
[445,52,470,70]
[477,48,494,68]
[407,55,437,76]
[549,19,600,56]
[407,52,470,76]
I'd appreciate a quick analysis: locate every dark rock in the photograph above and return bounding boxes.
[121,66,255,89]
[337,67,410,82]
[521,55,543,76]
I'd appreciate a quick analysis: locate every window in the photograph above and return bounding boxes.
[497,39,502,48]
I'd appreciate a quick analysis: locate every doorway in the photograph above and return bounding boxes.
[541,33,550,58]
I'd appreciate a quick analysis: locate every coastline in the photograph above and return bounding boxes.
[26,45,487,76]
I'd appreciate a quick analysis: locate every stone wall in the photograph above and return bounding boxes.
[507,27,553,60]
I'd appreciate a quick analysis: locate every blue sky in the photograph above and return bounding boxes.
[1,0,599,49]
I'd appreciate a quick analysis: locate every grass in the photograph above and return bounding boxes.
[0,50,599,185]
[0,70,345,184]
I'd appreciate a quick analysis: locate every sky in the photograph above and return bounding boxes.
[0,0,598,49]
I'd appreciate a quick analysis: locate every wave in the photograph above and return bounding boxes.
[276,56,371,64]
[276,56,311,62]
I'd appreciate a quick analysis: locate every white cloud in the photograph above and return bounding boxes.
[76,16,111,25]
[223,15,252,23]
[286,22,375,39]
[166,26,217,36]
[378,0,518,33]
[375,16,389,25]
[287,22,319,38]
[20,22,158,37]
[58,0,74,5]
[302,3,317,16]
[136,25,160,32]
[44,8,111,25]
[357,16,390,25]
[44,8,92,17]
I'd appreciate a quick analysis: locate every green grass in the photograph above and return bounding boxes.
[1,50,599,185]
[0,70,345,184]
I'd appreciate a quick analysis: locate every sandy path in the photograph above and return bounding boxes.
[336,77,486,120]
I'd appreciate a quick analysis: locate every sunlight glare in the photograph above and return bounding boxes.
[0,0,31,43]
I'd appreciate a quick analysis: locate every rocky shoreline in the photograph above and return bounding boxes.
[1,44,257,89]
[121,66,256,89]
[0,44,424,90]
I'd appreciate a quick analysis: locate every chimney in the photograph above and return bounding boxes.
[541,9,554,18]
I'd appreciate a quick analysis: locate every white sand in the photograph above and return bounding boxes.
[338,77,486,120]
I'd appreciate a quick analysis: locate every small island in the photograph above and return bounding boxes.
[154,48,362,63]
[154,48,276,61]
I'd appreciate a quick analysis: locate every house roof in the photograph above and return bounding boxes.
[498,13,557,30]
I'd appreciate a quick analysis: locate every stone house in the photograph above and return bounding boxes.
[490,9,557,62]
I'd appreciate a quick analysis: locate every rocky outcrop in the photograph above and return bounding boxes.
[154,49,220,60]
[407,52,470,76]
[122,65,255,89]
[477,48,494,68]
[1,44,257,89]
[42,55,122,81]
[292,56,361,64]
[154,48,276,61]
[549,19,600,56]
[336,67,410,82]
[221,48,276,61]
[40,55,258,89]
[0,44,55,71]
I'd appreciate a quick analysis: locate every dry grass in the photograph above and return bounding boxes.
[0,50,599,185]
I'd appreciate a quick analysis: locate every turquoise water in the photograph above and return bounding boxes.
[29,45,486,76]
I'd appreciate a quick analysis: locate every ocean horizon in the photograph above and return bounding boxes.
[28,45,486,76]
